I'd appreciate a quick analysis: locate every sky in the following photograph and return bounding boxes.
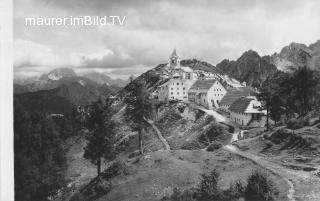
[14,0,320,80]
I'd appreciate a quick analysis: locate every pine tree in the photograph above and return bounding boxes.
[84,98,116,177]
[124,80,153,155]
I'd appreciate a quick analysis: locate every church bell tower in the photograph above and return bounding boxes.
[169,48,180,69]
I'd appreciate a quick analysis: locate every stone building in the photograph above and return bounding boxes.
[188,79,227,109]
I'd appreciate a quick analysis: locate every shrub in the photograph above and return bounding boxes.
[245,170,278,201]
[199,123,228,144]
[224,180,245,200]
[94,179,111,195]
[194,169,222,200]
[206,141,222,152]
[177,105,186,113]
[181,141,204,150]
[286,118,304,129]
[101,160,128,180]
[195,110,205,120]
[227,125,235,133]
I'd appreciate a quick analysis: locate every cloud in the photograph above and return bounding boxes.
[14,39,65,68]
[13,0,320,79]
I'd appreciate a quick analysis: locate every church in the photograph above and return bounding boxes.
[157,49,197,102]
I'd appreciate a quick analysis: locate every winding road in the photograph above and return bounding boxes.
[196,106,320,201]
[223,132,296,201]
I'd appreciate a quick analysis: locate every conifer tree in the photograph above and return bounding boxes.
[84,98,116,177]
[124,80,153,155]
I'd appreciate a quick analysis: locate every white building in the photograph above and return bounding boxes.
[188,79,227,109]
[229,96,265,126]
[157,49,197,102]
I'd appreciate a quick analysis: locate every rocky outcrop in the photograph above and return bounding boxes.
[216,50,278,87]
[271,41,320,71]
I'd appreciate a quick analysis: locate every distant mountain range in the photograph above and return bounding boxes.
[14,68,120,114]
[80,71,129,87]
[14,68,128,89]
[217,40,320,87]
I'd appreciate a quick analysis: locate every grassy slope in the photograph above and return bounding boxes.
[235,124,320,201]
[96,150,289,201]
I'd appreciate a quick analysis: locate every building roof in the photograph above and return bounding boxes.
[189,79,217,91]
[180,66,193,72]
[229,97,254,113]
[219,87,254,106]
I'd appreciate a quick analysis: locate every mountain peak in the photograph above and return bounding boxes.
[240,49,260,58]
[40,68,77,81]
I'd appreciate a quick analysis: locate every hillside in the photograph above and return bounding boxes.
[14,88,77,115]
[14,80,114,114]
[64,101,289,201]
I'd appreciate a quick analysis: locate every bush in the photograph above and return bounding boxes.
[227,125,235,133]
[94,179,111,195]
[245,170,278,201]
[194,169,222,200]
[286,118,304,129]
[181,141,204,150]
[177,105,186,113]
[206,141,222,152]
[224,180,245,200]
[199,123,228,144]
[195,110,205,120]
[101,160,128,180]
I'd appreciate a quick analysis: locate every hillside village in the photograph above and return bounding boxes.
[13,44,320,201]
[155,49,266,127]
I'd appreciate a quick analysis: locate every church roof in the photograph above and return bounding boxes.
[189,79,217,91]
[220,87,254,106]
[229,97,254,113]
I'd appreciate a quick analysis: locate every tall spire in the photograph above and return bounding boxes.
[171,48,178,57]
[169,48,180,69]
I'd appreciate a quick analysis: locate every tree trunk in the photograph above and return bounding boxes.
[139,129,143,155]
[266,100,270,131]
[97,156,101,177]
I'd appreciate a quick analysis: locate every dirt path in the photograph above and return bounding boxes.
[147,119,171,150]
[223,144,296,201]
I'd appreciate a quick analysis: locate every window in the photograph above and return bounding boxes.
[177,88,179,90]
[171,88,173,90]
[183,92,185,95]
[177,92,179,95]
[177,83,179,85]
[171,92,173,95]
[183,87,185,90]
